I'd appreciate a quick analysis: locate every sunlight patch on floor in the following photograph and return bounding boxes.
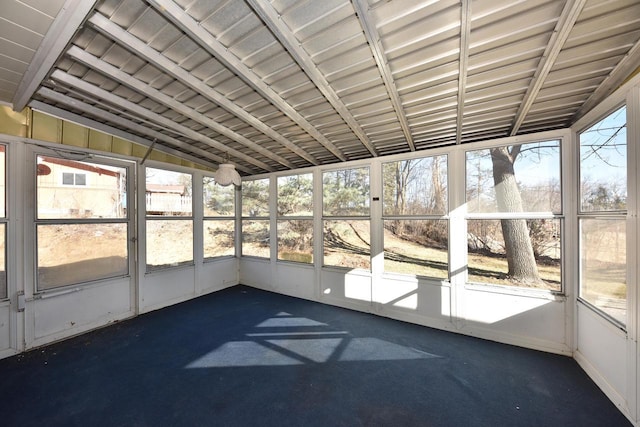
[186,313,441,368]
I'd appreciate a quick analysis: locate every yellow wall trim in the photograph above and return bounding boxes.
[0,106,212,171]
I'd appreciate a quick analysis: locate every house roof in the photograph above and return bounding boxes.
[2,0,640,175]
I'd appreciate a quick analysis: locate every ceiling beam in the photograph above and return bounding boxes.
[456,0,471,144]
[509,0,587,136]
[352,0,414,151]
[34,88,254,173]
[49,70,273,172]
[89,11,320,167]
[58,83,191,137]
[571,37,640,124]
[145,0,347,162]
[246,0,378,157]
[66,46,290,169]
[12,0,98,112]
[31,100,218,170]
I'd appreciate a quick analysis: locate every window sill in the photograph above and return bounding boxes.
[577,297,626,332]
[145,262,194,275]
[382,271,450,286]
[321,266,372,276]
[464,282,565,301]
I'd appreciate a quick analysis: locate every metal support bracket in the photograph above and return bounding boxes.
[17,291,25,312]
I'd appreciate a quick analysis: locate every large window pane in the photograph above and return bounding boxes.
[277,173,313,264]
[323,168,370,216]
[242,179,269,217]
[278,173,312,216]
[203,176,235,260]
[146,168,192,216]
[578,106,627,327]
[580,219,626,324]
[203,177,234,217]
[383,156,447,216]
[383,220,448,279]
[204,220,235,259]
[146,220,193,270]
[467,219,561,291]
[466,141,561,214]
[580,106,626,212]
[242,220,270,258]
[242,178,270,259]
[145,167,193,271]
[37,156,127,219]
[324,220,370,270]
[37,223,128,290]
[277,220,313,263]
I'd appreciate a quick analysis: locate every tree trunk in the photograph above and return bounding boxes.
[432,157,445,213]
[490,147,542,285]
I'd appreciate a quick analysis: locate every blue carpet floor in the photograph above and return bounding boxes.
[0,285,631,426]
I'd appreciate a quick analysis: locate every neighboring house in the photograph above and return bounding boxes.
[36,156,192,218]
[145,183,191,215]
[36,156,124,219]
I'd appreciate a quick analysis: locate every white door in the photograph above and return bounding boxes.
[22,144,137,349]
[0,140,17,358]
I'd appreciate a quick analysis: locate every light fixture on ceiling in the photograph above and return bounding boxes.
[213,155,241,187]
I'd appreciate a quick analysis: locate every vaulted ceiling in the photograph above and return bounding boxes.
[2,0,640,175]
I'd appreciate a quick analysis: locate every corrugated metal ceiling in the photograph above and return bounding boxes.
[2,0,640,174]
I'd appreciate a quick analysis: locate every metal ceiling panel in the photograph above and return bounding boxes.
[0,0,66,102]
[522,0,640,130]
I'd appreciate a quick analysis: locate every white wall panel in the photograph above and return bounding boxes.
[375,276,452,328]
[240,259,315,300]
[273,262,315,300]
[461,287,568,354]
[240,258,272,290]
[575,303,628,409]
[0,302,11,352]
[320,268,372,312]
[200,258,238,294]
[31,278,132,347]
[140,267,195,313]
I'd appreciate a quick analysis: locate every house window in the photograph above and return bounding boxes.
[203,176,235,259]
[277,173,313,264]
[62,172,86,186]
[382,155,448,279]
[578,106,627,326]
[323,167,370,270]
[464,140,562,291]
[241,178,270,258]
[36,155,129,290]
[145,167,193,271]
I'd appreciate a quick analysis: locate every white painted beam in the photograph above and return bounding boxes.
[34,88,254,174]
[456,0,471,144]
[352,0,414,151]
[145,0,347,162]
[246,0,378,157]
[66,46,288,169]
[12,0,98,111]
[29,100,213,170]
[572,38,640,124]
[88,11,320,166]
[50,69,273,172]
[509,0,587,136]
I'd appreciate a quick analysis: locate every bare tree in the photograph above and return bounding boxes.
[431,156,446,214]
[490,146,542,285]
